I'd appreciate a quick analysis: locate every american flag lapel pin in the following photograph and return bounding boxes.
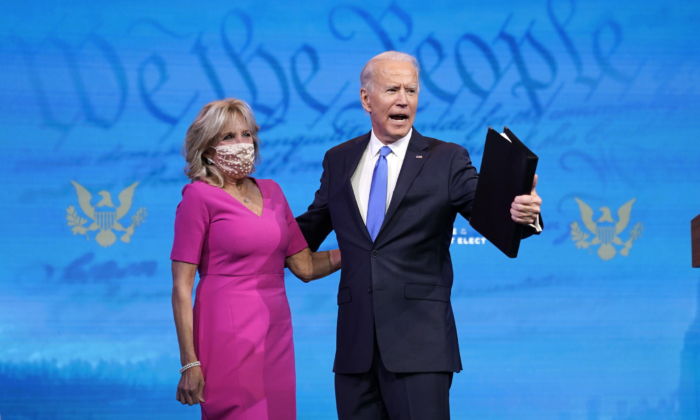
[416,155,423,158]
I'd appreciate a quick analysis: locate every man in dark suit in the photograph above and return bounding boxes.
[296,51,542,419]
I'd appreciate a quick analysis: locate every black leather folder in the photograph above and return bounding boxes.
[469,126,538,258]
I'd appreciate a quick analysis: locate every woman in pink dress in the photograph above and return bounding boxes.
[170,98,340,420]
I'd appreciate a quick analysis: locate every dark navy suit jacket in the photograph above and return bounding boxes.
[297,129,536,374]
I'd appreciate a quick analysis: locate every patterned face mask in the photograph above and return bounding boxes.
[208,143,256,179]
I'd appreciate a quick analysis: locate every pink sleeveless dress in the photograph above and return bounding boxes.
[171,179,307,420]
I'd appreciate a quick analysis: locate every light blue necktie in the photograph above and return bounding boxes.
[367,146,392,241]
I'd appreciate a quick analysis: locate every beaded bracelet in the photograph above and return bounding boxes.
[180,361,201,374]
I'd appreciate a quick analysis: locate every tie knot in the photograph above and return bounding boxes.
[379,146,392,158]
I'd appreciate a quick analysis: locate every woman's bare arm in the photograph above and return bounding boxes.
[171,260,205,405]
[285,248,341,282]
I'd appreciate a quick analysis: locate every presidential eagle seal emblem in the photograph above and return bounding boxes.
[570,198,643,261]
[66,181,147,247]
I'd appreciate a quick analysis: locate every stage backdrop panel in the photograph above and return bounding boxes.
[1,0,699,418]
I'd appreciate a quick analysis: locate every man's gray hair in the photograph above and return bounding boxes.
[360,51,420,92]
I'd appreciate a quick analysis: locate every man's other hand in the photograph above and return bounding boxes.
[511,174,542,225]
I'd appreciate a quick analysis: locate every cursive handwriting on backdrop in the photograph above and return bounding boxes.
[15,0,635,147]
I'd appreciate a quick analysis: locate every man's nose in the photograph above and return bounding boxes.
[396,88,408,106]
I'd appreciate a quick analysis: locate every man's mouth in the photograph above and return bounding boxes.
[390,114,408,122]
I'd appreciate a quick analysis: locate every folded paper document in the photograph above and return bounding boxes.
[469,127,538,258]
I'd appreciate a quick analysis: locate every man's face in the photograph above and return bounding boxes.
[360,60,419,144]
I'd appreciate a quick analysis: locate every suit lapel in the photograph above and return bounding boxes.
[343,132,373,243]
[377,130,431,240]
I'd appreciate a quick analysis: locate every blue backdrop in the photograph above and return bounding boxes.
[1,0,700,418]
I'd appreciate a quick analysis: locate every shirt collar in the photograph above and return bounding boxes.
[369,128,412,160]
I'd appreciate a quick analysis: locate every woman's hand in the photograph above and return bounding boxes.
[176,365,206,405]
[286,247,341,282]
[329,248,341,269]
[171,261,204,405]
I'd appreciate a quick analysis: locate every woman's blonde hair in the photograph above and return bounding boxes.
[182,98,261,188]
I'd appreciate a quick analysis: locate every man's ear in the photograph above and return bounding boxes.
[360,87,371,113]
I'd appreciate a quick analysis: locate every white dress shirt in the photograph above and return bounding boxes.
[350,128,542,231]
[351,129,412,224]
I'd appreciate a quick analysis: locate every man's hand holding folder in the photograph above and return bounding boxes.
[511,174,541,225]
[469,127,543,258]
